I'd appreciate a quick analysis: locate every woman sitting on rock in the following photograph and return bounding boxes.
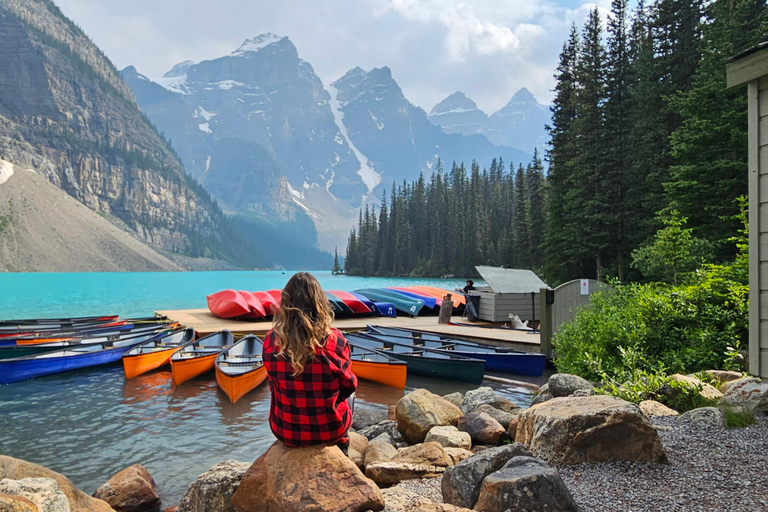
[263,272,358,452]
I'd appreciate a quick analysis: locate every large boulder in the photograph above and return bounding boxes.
[93,465,161,512]
[0,493,38,512]
[473,404,517,429]
[379,488,471,512]
[639,400,679,417]
[666,374,723,401]
[0,478,69,512]
[392,443,452,468]
[548,374,593,398]
[441,393,464,409]
[424,426,471,450]
[531,384,553,406]
[473,457,579,512]
[178,461,250,512]
[457,412,506,446]
[0,456,113,512]
[460,387,518,414]
[676,407,725,427]
[443,448,473,465]
[365,436,399,468]
[721,378,768,416]
[441,443,532,509]
[396,389,463,444]
[364,463,445,486]
[704,370,743,389]
[232,442,384,512]
[515,396,668,465]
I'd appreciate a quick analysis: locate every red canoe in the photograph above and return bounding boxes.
[251,291,280,316]
[207,290,250,319]
[239,291,266,319]
[327,290,374,315]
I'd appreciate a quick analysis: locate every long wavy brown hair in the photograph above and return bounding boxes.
[272,272,334,375]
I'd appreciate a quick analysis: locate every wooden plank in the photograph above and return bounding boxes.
[752,80,763,376]
[727,49,768,87]
[154,308,542,349]
[761,348,768,379]
[760,116,768,146]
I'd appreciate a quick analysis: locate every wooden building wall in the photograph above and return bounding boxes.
[475,291,540,323]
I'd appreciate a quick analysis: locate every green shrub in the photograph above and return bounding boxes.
[721,405,757,429]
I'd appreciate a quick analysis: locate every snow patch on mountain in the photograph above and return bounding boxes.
[157,74,191,95]
[233,33,285,56]
[327,84,381,193]
[198,123,212,134]
[0,159,14,186]
[214,80,246,90]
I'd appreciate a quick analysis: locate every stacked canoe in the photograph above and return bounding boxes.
[206,286,464,320]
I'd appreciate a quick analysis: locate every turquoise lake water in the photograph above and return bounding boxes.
[0,271,542,507]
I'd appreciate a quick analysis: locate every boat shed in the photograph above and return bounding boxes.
[472,266,549,324]
[727,41,768,379]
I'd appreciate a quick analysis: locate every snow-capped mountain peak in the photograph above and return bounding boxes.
[429,91,482,116]
[232,33,285,56]
[163,60,196,78]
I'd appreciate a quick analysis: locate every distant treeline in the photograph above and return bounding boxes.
[346,0,767,284]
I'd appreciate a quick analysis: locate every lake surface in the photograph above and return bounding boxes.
[0,271,541,507]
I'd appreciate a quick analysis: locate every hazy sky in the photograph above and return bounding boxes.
[55,0,611,113]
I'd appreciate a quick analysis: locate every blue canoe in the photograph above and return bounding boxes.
[0,328,173,384]
[353,289,425,317]
[346,332,485,384]
[350,292,396,318]
[385,288,438,309]
[366,325,546,376]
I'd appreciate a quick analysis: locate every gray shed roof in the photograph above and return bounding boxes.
[475,266,549,294]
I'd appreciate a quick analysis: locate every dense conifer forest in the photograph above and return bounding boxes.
[345,0,767,285]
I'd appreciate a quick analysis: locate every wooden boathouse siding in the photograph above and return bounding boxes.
[727,43,768,379]
[475,291,540,323]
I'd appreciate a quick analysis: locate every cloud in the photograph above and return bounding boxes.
[53,0,617,112]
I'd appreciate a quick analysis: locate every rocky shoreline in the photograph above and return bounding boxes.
[1,372,766,512]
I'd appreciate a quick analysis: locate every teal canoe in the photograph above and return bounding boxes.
[352,289,425,317]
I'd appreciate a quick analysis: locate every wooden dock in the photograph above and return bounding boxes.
[155,308,541,352]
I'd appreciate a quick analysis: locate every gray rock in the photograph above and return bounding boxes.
[461,387,518,414]
[358,420,406,444]
[177,460,250,512]
[721,378,768,416]
[353,407,390,430]
[474,404,518,429]
[0,477,70,512]
[441,443,532,509]
[442,392,464,408]
[531,383,553,406]
[549,373,594,398]
[474,456,579,512]
[396,389,464,444]
[370,432,396,447]
[424,425,472,450]
[676,407,725,428]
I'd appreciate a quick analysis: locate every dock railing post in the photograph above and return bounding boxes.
[539,287,554,359]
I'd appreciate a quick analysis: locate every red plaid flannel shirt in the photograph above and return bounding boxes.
[263,328,358,447]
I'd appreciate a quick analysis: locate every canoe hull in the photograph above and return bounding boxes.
[435,350,545,376]
[171,354,218,385]
[386,352,484,384]
[215,365,267,403]
[123,348,179,379]
[351,359,407,389]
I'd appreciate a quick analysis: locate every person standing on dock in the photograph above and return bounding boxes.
[263,272,358,453]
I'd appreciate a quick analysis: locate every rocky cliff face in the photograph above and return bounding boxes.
[0,0,237,260]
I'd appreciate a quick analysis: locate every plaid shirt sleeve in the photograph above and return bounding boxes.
[263,328,358,447]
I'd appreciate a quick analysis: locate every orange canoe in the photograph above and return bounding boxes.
[215,335,266,403]
[122,328,195,379]
[348,343,407,389]
[407,286,466,307]
[171,330,234,385]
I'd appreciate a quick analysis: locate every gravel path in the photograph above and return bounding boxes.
[396,417,768,512]
[558,416,768,512]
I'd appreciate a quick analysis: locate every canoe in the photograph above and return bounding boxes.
[353,289,425,317]
[350,292,396,318]
[366,325,546,376]
[251,291,280,316]
[0,322,134,345]
[171,330,234,385]
[0,323,179,360]
[327,290,374,315]
[345,332,485,384]
[207,290,250,319]
[326,292,355,317]
[215,335,266,403]
[400,286,466,308]
[385,288,438,309]
[239,291,267,319]
[0,315,119,332]
[347,341,407,389]
[122,328,196,379]
[0,328,172,385]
